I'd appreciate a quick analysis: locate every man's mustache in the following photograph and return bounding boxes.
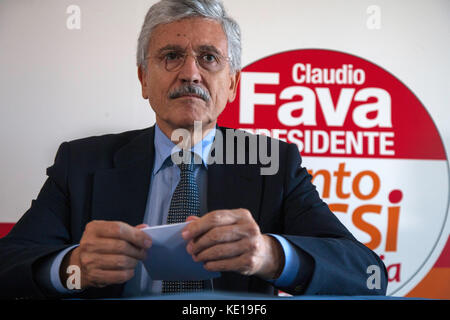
[168,84,211,102]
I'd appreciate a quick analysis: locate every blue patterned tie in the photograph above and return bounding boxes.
[162,152,205,294]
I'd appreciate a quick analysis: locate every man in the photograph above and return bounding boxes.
[0,0,387,298]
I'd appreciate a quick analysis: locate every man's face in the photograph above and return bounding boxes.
[139,17,240,135]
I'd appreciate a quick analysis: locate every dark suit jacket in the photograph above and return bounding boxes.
[0,126,387,298]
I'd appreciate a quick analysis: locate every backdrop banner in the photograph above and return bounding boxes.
[219,49,450,298]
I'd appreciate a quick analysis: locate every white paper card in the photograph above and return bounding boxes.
[141,222,221,280]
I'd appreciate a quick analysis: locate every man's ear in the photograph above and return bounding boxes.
[138,66,149,99]
[228,70,241,103]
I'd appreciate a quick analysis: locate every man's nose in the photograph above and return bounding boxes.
[178,55,202,83]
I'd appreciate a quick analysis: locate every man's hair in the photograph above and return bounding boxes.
[136,0,241,73]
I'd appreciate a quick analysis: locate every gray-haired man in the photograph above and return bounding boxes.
[0,0,387,298]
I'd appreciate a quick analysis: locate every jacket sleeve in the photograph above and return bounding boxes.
[0,142,74,299]
[277,142,388,296]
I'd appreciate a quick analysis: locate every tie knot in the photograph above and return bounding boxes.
[172,151,201,172]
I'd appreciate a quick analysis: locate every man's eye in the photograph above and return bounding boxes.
[164,52,182,61]
[201,53,218,63]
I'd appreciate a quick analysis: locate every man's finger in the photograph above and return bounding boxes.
[187,224,247,255]
[185,216,200,222]
[182,210,243,240]
[93,221,152,249]
[81,238,147,260]
[202,252,259,276]
[193,239,248,263]
[88,268,135,287]
[92,254,139,271]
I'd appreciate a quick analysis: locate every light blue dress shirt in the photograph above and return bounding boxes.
[40,124,302,296]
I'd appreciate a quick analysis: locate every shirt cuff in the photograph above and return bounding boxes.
[50,244,80,293]
[35,244,80,294]
[266,234,301,287]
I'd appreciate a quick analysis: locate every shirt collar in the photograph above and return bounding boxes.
[153,123,216,175]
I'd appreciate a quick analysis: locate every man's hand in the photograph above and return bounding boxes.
[182,209,285,280]
[60,221,152,290]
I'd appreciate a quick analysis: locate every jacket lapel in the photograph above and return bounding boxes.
[91,126,155,227]
[207,127,262,223]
